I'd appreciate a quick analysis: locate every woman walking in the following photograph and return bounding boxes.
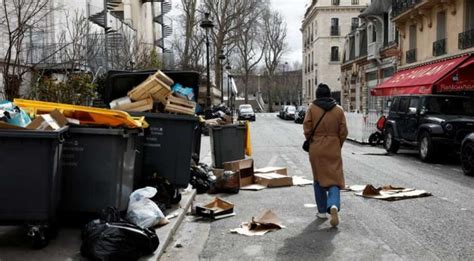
[303,83,348,227]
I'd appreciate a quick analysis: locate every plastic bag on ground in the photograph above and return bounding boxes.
[127,187,169,229]
[81,207,159,261]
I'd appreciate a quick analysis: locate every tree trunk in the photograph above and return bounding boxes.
[5,75,21,101]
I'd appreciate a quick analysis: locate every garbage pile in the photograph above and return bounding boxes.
[110,70,197,116]
[203,103,233,128]
[81,206,160,260]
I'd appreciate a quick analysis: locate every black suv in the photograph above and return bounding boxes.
[383,94,474,162]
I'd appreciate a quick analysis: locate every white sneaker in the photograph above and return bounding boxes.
[316,212,328,219]
[329,206,339,227]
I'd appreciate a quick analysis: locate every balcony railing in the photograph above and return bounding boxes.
[459,29,474,50]
[330,26,340,36]
[392,0,422,17]
[433,38,446,57]
[406,48,417,64]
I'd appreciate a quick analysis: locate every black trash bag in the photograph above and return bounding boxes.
[143,174,182,209]
[81,209,159,261]
[190,163,216,194]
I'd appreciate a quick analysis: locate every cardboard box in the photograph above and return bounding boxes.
[223,158,254,187]
[255,167,288,176]
[115,97,154,112]
[196,197,234,219]
[254,173,293,188]
[0,109,67,131]
[27,109,68,130]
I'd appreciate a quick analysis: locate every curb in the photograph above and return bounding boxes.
[142,188,196,261]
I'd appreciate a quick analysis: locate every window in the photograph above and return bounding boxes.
[352,0,359,4]
[332,0,340,5]
[437,11,446,40]
[331,18,339,36]
[351,17,359,31]
[398,97,410,113]
[408,97,419,114]
[390,97,400,112]
[409,25,417,50]
[466,0,474,30]
[330,46,339,61]
[311,51,314,71]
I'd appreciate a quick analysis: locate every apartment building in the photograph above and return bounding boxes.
[371,0,474,98]
[302,0,369,104]
[341,0,399,114]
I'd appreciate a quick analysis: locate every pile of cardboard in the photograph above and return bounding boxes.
[0,109,68,131]
[110,70,196,115]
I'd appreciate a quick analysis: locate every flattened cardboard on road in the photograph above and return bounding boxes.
[230,210,285,236]
[352,184,432,201]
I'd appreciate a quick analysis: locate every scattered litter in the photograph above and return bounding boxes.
[240,184,267,191]
[230,210,285,236]
[209,169,240,194]
[165,212,180,220]
[255,167,287,175]
[353,184,432,201]
[196,197,235,220]
[175,243,183,248]
[292,176,313,186]
[254,173,293,188]
[81,207,159,260]
[461,208,467,211]
[344,185,367,192]
[127,187,169,228]
[304,204,317,208]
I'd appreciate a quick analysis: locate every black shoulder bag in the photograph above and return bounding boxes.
[302,111,327,152]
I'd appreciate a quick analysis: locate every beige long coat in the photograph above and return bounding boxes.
[303,103,348,189]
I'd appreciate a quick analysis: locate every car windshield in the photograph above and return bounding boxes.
[287,106,296,113]
[240,108,253,113]
[423,96,474,116]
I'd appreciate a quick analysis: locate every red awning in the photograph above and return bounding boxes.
[371,56,470,96]
[437,57,474,92]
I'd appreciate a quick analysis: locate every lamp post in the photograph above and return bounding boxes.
[225,64,232,107]
[218,50,226,103]
[200,13,214,108]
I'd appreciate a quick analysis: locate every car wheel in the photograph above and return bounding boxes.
[369,132,381,146]
[418,131,436,162]
[461,141,474,176]
[384,127,400,153]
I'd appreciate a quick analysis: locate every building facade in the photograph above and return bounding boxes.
[302,0,369,104]
[341,0,399,114]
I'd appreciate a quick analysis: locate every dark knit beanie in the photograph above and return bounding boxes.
[316,83,331,98]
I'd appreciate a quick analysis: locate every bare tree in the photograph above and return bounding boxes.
[0,0,57,100]
[263,8,287,112]
[202,0,261,100]
[235,0,267,104]
[172,0,205,72]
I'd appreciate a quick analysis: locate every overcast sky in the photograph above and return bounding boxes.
[169,0,308,65]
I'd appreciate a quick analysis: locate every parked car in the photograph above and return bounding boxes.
[294,106,307,124]
[282,105,296,120]
[238,104,256,121]
[278,106,288,118]
[461,133,474,176]
[383,94,474,162]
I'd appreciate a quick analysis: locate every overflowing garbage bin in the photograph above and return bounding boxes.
[210,123,246,168]
[0,127,68,247]
[104,70,201,187]
[61,127,139,213]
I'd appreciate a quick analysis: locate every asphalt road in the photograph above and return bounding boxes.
[162,113,474,261]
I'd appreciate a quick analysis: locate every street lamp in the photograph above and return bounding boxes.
[200,12,214,108]
[225,64,232,107]
[218,49,226,103]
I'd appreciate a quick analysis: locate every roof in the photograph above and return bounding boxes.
[359,0,391,18]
